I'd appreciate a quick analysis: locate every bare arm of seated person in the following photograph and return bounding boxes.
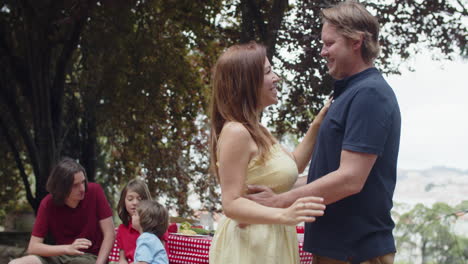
[218,122,325,225]
[26,217,114,263]
[118,249,129,264]
[96,216,115,264]
[27,235,92,257]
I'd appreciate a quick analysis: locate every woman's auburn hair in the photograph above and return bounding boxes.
[117,179,152,226]
[209,41,275,181]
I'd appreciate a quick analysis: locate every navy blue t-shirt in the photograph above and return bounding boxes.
[304,67,401,263]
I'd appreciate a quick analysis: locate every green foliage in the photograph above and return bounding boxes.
[425,183,436,192]
[0,0,223,215]
[0,0,466,217]
[270,0,467,137]
[0,133,33,224]
[66,0,225,215]
[74,1,218,215]
[394,201,468,264]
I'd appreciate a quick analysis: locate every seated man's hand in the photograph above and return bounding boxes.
[66,238,92,255]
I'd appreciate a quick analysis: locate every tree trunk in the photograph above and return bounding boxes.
[421,240,427,264]
[0,1,95,214]
[239,0,289,62]
[24,12,59,213]
[240,0,256,43]
[266,0,289,60]
[81,105,97,182]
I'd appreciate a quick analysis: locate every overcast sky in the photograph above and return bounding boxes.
[386,53,468,171]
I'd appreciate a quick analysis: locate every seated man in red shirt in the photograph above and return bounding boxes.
[9,158,115,264]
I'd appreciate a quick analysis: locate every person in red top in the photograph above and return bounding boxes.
[8,158,115,264]
[109,179,170,264]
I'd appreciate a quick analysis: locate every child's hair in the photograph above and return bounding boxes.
[117,179,152,225]
[137,200,169,240]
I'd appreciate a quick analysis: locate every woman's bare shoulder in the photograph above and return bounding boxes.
[219,122,256,152]
[221,122,251,139]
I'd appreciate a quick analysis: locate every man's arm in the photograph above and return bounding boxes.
[248,149,377,207]
[95,216,115,264]
[217,122,324,225]
[27,235,92,256]
[292,176,307,189]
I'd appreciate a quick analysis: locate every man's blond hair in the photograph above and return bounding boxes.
[321,1,380,63]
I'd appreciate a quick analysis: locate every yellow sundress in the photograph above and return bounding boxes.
[209,143,300,264]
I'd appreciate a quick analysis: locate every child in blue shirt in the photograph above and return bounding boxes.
[132,200,169,264]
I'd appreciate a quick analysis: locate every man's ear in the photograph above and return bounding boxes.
[352,33,364,51]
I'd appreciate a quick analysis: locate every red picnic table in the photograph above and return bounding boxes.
[167,232,313,264]
[108,226,312,264]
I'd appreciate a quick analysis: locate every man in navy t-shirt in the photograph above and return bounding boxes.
[247,1,400,263]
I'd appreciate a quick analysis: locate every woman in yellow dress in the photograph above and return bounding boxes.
[208,41,330,264]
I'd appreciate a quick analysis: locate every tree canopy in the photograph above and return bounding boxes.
[1,0,467,217]
[0,0,223,215]
[271,0,467,136]
[394,201,468,264]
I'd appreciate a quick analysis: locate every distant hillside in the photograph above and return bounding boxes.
[394,166,468,206]
[393,166,468,240]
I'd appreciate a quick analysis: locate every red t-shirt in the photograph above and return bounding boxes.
[116,223,140,262]
[32,183,113,255]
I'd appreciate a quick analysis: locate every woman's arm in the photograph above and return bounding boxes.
[218,122,324,225]
[292,99,332,173]
[95,216,116,264]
